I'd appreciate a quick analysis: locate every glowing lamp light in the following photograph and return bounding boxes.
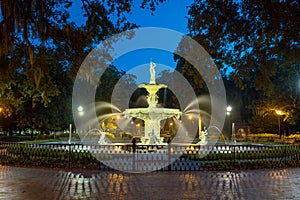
[226,106,232,112]
[77,106,83,112]
[77,106,84,116]
[276,110,282,115]
[226,106,232,115]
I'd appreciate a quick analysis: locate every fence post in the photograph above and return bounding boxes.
[68,143,72,169]
[233,144,236,170]
[284,145,287,166]
[132,138,136,171]
[167,139,171,171]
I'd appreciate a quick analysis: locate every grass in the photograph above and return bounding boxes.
[21,139,63,144]
[21,138,81,144]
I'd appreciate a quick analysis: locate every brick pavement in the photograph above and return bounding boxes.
[0,165,299,200]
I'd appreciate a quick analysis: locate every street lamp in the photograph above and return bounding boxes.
[0,107,2,133]
[77,106,84,116]
[226,106,232,116]
[226,106,233,140]
[275,110,282,138]
[68,123,72,144]
[76,106,85,134]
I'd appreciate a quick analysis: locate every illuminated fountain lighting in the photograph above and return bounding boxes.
[123,62,181,145]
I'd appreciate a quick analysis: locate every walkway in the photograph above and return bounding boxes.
[0,166,299,199]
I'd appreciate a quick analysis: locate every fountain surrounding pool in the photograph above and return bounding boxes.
[123,62,181,145]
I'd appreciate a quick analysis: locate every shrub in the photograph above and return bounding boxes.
[286,134,300,140]
[3,143,101,170]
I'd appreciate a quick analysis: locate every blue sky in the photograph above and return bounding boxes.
[69,0,193,83]
[126,0,192,33]
[115,0,193,83]
[69,0,192,33]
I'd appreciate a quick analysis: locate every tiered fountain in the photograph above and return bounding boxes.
[123,62,181,145]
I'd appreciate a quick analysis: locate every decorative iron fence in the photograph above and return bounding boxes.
[0,142,299,171]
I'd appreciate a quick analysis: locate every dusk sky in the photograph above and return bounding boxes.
[70,0,192,33]
[70,0,193,83]
[126,0,192,33]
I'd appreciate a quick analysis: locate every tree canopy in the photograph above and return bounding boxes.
[186,0,299,91]
[0,0,139,133]
[0,0,299,134]
[176,0,299,133]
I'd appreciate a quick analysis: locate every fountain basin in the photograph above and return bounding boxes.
[124,107,181,145]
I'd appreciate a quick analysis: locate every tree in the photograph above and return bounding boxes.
[0,0,137,110]
[0,0,141,132]
[184,0,300,132]
[156,69,180,108]
[1,0,170,132]
[96,65,125,102]
[187,0,299,90]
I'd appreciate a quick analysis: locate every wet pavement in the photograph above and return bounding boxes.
[0,165,299,200]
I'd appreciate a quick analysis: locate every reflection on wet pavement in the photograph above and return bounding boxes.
[0,165,299,199]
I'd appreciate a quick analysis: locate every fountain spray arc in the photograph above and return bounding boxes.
[124,62,181,145]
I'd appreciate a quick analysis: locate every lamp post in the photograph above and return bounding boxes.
[77,105,84,134]
[68,123,72,144]
[275,110,282,139]
[226,106,232,140]
[0,107,2,133]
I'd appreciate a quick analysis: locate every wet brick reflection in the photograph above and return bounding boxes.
[0,165,299,200]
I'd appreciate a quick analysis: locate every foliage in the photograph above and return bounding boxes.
[248,133,279,138]
[0,1,139,132]
[96,65,125,102]
[1,0,299,134]
[187,0,299,89]
[189,145,300,170]
[183,0,300,131]
[2,143,100,169]
[286,134,300,140]
[96,66,138,111]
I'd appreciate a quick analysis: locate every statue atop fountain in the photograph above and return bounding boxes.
[149,61,156,84]
[124,61,181,145]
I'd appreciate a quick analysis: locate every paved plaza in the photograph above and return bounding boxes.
[0,165,299,200]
